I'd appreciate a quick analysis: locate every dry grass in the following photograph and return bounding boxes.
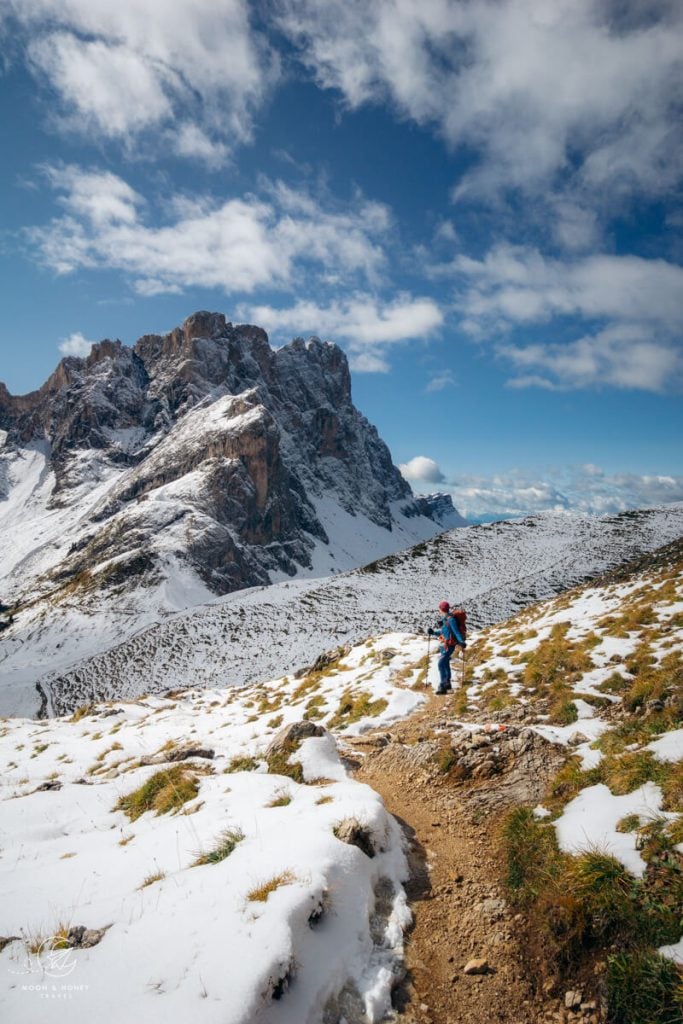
[139,869,165,889]
[266,790,292,808]
[246,870,296,902]
[226,756,259,773]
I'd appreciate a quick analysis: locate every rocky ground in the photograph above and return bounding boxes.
[348,696,580,1024]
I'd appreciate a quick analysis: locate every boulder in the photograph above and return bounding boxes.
[266,720,325,757]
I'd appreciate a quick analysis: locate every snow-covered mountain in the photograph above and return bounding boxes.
[0,311,473,714]
[0,310,461,608]
[3,504,681,718]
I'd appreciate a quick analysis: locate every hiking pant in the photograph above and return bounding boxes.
[437,649,452,689]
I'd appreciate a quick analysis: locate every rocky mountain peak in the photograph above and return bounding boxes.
[0,311,463,605]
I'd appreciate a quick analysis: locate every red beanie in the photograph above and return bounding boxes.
[438,600,450,613]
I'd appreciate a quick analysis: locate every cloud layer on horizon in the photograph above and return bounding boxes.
[401,457,683,519]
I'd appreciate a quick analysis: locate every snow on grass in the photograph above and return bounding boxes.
[552,782,673,878]
[658,937,683,966]
[647,728,683,764]
[0,633,428,1023]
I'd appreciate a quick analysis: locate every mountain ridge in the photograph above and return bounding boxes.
[19,504,683,718]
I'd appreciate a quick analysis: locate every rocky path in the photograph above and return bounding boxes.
[348,693,567,1024]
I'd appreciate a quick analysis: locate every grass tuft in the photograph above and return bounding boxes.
[327,689,388,730]
[114,765,199,820]
[226,756,259,773]
[246,870,296,902]
[606,951,682,1024]
[193,828,244,866]
[139,870,165,889]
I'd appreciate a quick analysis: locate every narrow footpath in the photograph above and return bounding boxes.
[349,691,569,1024]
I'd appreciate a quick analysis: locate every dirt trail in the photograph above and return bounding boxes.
[349,691,561,1024]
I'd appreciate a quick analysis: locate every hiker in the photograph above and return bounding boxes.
[428,600,465,694]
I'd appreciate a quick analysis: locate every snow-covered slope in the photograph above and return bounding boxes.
[0,634,428,1024]
[2,542,681,1023]
[3,504,680,718]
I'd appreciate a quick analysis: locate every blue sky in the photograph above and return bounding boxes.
[1,0,682,520]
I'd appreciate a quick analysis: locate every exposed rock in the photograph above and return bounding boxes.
[35,780,62,791]
[454,728,566,809]
[334,818,377,859]
[166,746,215,762]
[265,720,325,757]
[345,733,390,749]
[564,990,583,1009]
[66,925,108,948]
[463,958,489,975]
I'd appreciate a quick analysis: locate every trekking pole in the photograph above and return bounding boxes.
[461,647,466,689]
[426,632,431,687]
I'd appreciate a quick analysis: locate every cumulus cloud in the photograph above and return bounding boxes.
[274,0,683,205]
[58,331,93,357]
[440,466,683,520]
[399,456,445,484]
[447,244,683,392]
[28,165,391,295]
[9,0,273,162]
[242,293,443,371]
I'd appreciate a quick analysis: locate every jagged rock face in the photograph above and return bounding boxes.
[0,312,455,598]
[412,492,468,529]
[1,341,151,484]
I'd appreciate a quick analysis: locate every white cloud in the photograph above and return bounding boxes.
[399,456,445,484]
[452,246,683,329]
[174,123,229,168]
[442,465,683,520]
[29,165,391,295]
[425,370,455,392]
[275,0,683,202]
[350,351,390,373]
[501,325,682,393]
[446,244,683,392]
[9,0,273,161]
[58,331,93,356]
[241,294,443,371]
